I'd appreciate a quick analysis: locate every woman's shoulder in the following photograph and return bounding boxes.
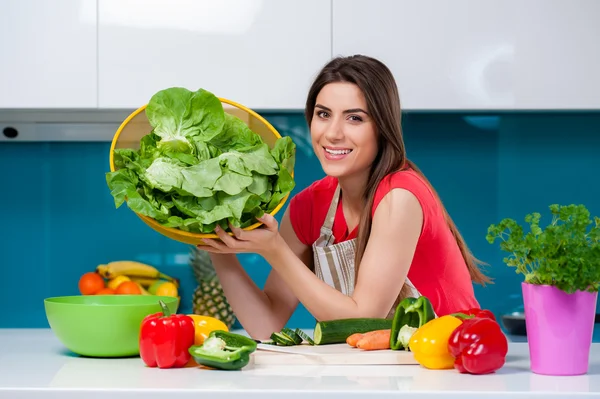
[371,167,444,237]
[373,168,437,212]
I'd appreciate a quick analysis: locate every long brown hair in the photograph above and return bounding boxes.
[304,55,490,302]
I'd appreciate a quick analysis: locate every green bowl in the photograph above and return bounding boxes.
[44,295,179,358]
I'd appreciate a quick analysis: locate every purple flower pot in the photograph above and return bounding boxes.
[522,282,598,375]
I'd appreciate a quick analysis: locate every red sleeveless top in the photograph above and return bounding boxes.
[288,169,480,316]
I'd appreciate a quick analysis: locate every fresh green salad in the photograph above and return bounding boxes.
[106,87,296,233]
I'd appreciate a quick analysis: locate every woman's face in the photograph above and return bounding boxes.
[310,82,378,179]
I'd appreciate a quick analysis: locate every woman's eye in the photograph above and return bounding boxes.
[348,115,363,122]
[316,110,329,118]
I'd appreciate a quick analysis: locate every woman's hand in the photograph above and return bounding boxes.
[200,213,284,258]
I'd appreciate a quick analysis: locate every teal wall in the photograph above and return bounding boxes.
[1,111,599,329]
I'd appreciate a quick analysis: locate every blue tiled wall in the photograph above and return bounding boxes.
[1,111,599,329]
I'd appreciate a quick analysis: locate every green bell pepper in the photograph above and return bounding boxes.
[390,296,436,350]
[189,330,257,370]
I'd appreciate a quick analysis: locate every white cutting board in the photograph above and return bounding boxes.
[250,343,419,365]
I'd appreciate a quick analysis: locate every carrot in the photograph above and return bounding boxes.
[356,329,391,351]
[346,333,364,347]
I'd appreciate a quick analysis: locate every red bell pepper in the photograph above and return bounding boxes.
[139,300,195,369]
[451,307,496,321]
[447,316,508,375]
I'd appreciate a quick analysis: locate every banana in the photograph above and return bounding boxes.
[129,276,160,288]
[96,261,177,284]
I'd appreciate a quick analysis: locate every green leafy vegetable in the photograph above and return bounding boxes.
[146,87,226,154]
[106,87,296,234]
[486,204,600,293]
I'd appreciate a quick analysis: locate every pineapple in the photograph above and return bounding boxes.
[189,246,236,329]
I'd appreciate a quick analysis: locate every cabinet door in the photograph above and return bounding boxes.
[0,0,97,109]
[332,0,600,110]
[98,0,332,109]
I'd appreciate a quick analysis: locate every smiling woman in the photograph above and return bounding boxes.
[311,84,378,180]
[199,55,490,340]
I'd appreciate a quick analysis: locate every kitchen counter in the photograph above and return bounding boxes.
[1,329,600,398]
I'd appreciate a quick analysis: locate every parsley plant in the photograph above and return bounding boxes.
[486,204,600,293]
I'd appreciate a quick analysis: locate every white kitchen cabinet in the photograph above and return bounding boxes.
[0,0,97,109]
[98,0,332,110]
[332,0,600,110]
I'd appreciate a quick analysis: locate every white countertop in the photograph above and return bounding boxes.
[1,329,600,398]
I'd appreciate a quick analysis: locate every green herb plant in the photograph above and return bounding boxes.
[486,204,600,294]
[106,87,296,234]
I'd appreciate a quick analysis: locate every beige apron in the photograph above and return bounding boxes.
[312,185,422,318]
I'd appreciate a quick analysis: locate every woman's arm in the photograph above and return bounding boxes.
[262,188,423,320]
[209,208,313,339]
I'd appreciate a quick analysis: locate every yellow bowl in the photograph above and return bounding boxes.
[109,97,292,246]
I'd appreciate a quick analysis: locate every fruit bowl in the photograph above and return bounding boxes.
[44,295,179,358]
[107,87,296,246]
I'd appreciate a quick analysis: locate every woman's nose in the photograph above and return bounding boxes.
[324,120,344,141]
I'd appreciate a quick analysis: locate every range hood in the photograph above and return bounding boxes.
[0,108,135,142]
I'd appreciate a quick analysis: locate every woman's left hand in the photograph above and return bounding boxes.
[200,213,283,257]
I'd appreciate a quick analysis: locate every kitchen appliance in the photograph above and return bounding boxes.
[501,311,600,336]
[501,312,526,336]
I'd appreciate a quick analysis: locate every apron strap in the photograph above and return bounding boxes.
[316,185,341,244]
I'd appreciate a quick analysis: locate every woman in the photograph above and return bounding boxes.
[199,55,489,340]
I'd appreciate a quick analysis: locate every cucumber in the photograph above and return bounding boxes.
[268,328,315,346]
[270,332,295,346]
[281,328,303,345]
[313,318,393,345]
[295,328,314,345]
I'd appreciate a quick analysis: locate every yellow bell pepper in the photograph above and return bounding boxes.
[187,315,229,346]
[408,315,463,370]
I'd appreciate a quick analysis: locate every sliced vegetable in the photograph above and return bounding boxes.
[270,332,296,346]
[189,330,257,371]
[294,328,315,345]
[356,329,391,351]
[448,316,508,374]
[390,296,436,350]
[281,328,303,345]
[187,314,229,346]
[268,328,315,346]
[408,315,463,370]
[396,325,418,350]
[313,318,393,345]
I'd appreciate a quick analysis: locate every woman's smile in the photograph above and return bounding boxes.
[323,146,353,160]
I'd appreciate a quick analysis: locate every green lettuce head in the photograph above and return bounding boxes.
[145,87,226,154]
[106,86,296,234]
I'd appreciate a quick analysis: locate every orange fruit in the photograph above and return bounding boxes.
[78,272,105,295]
[115,281,142,295]
[96,288,116,295]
